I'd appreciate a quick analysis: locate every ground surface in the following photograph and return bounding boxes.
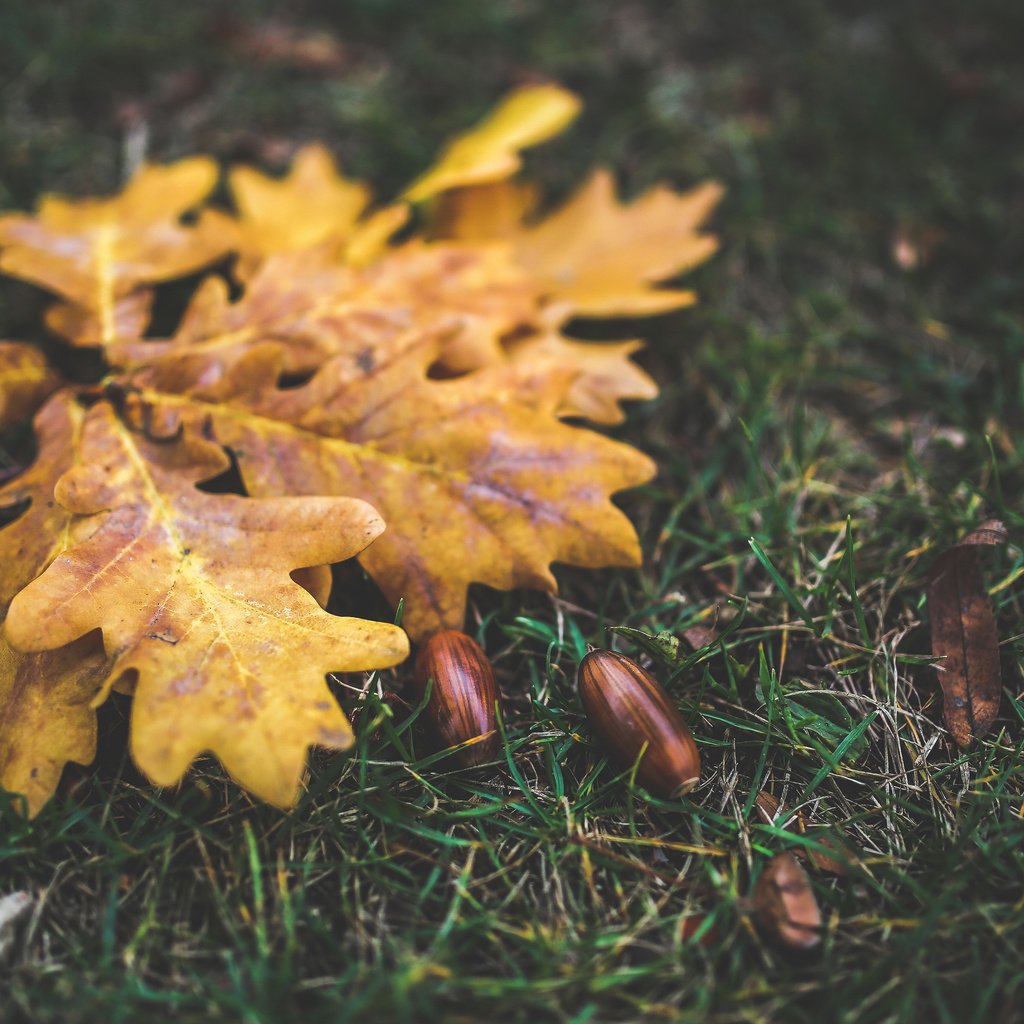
[1,2,1023,1021]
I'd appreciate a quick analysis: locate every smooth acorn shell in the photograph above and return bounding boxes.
[577,649,700,798]
[414,631,501,766]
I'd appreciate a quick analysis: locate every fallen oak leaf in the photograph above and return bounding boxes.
[0,634,109,817]
[116,241,662,429]
[0,392,91,613]
[130,334,655,642]
[435,170,723,318]
[111,243,536,381]
[228,144,372,279]
[0,342,60,430]
[928,521,1006,748]
[4,401,409,807]
[0,159,232,349]
[404,83,582,202]
[1,392,114,814]
[430,178,537,242]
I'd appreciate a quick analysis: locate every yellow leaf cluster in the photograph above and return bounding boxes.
[0,83,721,814]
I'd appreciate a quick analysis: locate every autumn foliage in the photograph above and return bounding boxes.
[0,85,721,814]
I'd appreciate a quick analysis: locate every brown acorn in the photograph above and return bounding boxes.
[413,630,501,766]
[576,649,700,798]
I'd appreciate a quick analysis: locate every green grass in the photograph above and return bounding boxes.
[2,1,1023,1021]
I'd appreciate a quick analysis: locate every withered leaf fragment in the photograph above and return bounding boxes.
[753,851,822,951]
[4,402,408,807]
[928,520,1006,748]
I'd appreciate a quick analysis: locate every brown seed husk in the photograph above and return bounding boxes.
[753,851,822,951]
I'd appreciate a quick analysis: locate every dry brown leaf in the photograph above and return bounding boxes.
[5,401,408,806]
[0,159,231,348]
[404,84,582,202]
[753,851,822,951]
[437,170,723,318]
[229,144,372,279]
[753,790,851,875]
[0,342,60,430]
[928,522,1006,748]
[682,623,719,651]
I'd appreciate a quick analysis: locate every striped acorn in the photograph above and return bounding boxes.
[577,649,700,798]
[413,630,501,766]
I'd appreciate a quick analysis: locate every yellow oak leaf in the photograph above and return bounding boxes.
[0,391,111,815]
[0,159,232,349]
[134,335,655,642]
[229,144,372,278]
[4,402,409,807]
[0,341,60,430]
[436,170,724,317]
[111,242,537,380]
[404,83,582,202]
[0,634,108,817]
[0,392,91,612]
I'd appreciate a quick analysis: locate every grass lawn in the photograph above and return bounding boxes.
[2,1,1023,1021]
